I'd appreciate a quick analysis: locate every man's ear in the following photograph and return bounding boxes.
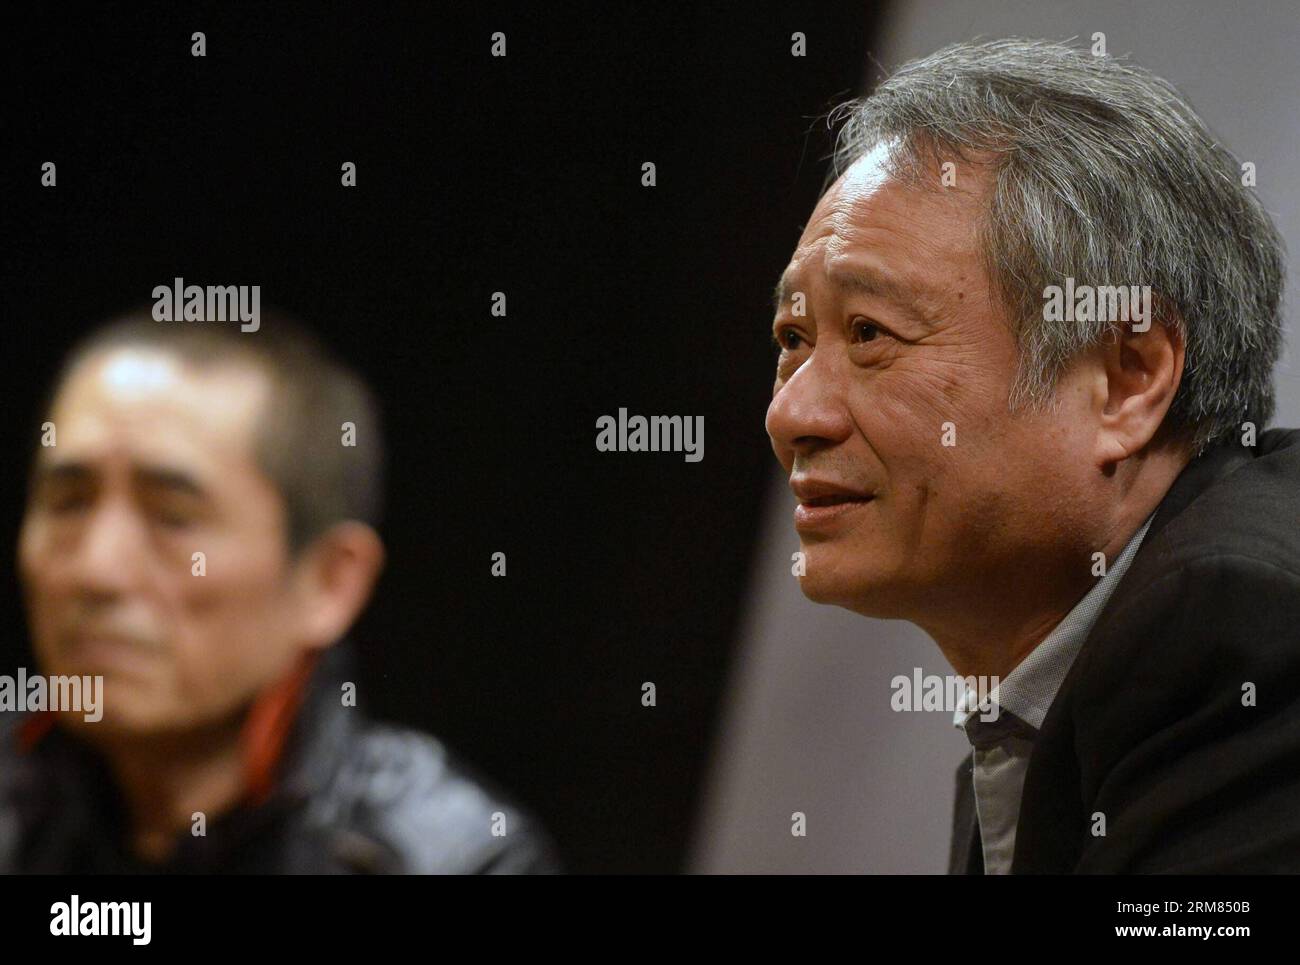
[288,522,385,650]
[1091,314,1185,467]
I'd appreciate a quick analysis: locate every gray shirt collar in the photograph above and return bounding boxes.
[954,511,1156,734]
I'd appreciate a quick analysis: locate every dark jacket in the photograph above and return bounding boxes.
[0,645,561,873]
[950,427,1300,873]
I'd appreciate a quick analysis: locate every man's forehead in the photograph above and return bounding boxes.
[775,149,989,309]
[46,346,271,462]
[813,147,985,237]
[814,142,900,214]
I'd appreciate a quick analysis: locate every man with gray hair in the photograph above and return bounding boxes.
[766,39,1299,873]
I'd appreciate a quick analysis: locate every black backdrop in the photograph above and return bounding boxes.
[1,2,881,872]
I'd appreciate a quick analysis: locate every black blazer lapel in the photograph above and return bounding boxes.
[1012,437,1260,872]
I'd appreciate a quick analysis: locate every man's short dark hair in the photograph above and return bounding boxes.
[44,308,385,554]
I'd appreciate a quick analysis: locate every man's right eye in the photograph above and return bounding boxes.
[42,491,91,514]
[773,329,805,351]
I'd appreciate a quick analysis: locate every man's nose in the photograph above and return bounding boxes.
[67,503,146,597]
[765,351,854,459]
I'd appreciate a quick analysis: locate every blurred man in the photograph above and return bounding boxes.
[766,40,1300,872]
[1,310,559,873]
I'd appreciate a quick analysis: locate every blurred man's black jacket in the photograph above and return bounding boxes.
[0,644,561,873]
[951,427,1300,873]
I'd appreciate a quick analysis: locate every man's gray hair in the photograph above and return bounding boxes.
[828,38,1286,456]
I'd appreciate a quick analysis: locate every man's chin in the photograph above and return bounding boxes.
[56,676,173,740]
[59,704,161,742]
[797,565,902,618]
[797,570,869,608]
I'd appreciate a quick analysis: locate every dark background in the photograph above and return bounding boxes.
[1,2,881,872]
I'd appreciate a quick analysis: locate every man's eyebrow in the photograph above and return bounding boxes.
[134,465,207,498]
[29,461,209,500]
[31,462,94,487]
[773,265,937,330]
[772,269,814,313]
[829,266,921,305]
